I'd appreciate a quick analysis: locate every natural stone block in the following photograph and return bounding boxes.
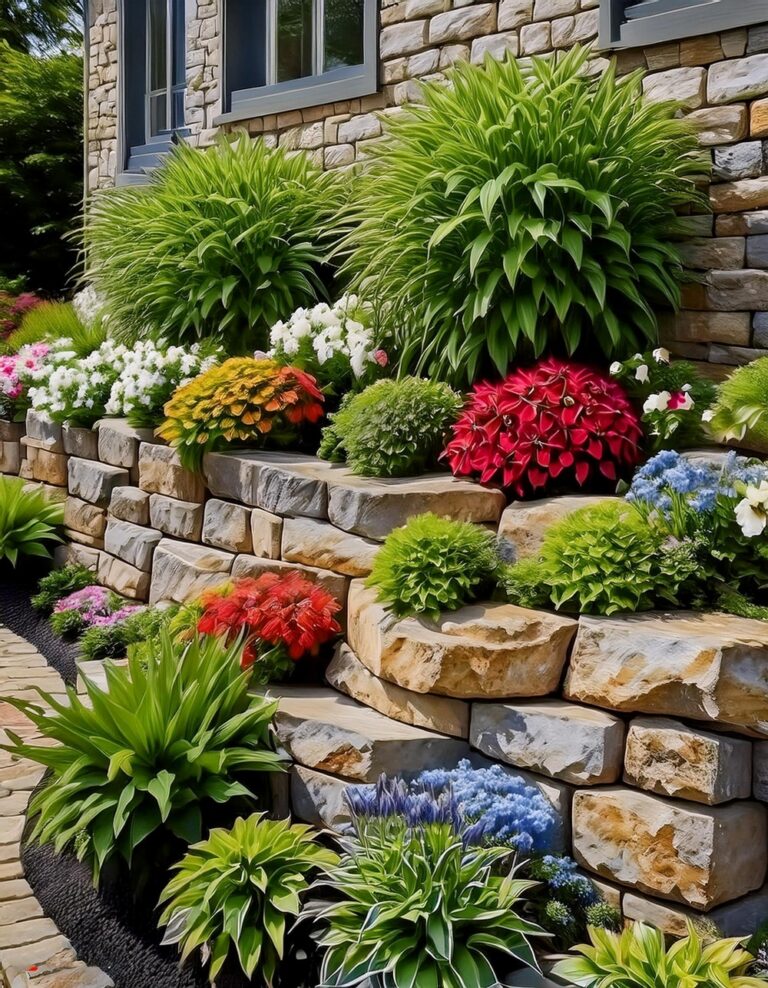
[747,234,768,268]
[660,310,751,346]
[148,493,204,541]
[138,443,205,502]
[347,582,577,699]
[428,4,496,44]
[202,499,253,553]
[708,54,768,104]
[498,496,615,560]
[716,209,768,236]
[752,97,768,137]
[380,20,428,59]
[710,177,768,213]
[61,424,98,460]
[63,498,106,540]
[550,9,598,47]
[470,700,625,785]
[707,270,768,310]
[470,31,518,63]
[53,543,101,572]
[103,518,161,572]
[149,540,233,605]
[565,612,768,734]
[533,0,576,16]
[0,422,23,444]
[755,741,768,801]
[326,643,469,738]
[713,142,764,181]
[0,916,58,949]
[291,765,351,831]
[204,451,332,517]
[248,508,282,559]
[572,787,767,909]
[624,717,752,805]
[231,554,349,604]
[0,443,19,476]
[0,938,74,978]
[273,686,467,782]
[97,419,154,470]
[24,447,67,487]
[624,884,768,938]
[326,471,505,540]
[520,21,549,54]
[96,553,149,600]
[109,486,150,526]
[281,517,379,577]
[687,105,748,145]
[24,411,63,453]
[679,237,745,270]
[642,67,706,109]
[497,0,532,30]
[68,458,129,508]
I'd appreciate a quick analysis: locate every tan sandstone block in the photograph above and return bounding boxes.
[138,443,205,502]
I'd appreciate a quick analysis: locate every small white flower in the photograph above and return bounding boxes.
[643,391,671,413]
[609,361,622,375]
[652,347,670,364]
[635,364,649,384]
[702,408,714,423]
[735,481,768,538]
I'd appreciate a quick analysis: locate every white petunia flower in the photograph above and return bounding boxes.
[652,347,670,364]
[643,391,671,413]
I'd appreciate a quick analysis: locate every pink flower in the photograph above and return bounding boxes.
[374,349,388,367]
[668,391,694,411]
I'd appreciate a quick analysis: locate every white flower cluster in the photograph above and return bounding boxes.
[72,285,107,330]
[26,339,128,418]
[105,340,219,417]
[735,481,768,538]
[268,295,381,380]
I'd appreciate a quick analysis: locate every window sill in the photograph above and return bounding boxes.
[600,0,768,48]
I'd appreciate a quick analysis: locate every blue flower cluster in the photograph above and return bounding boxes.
[345,775,464,834]
[531,855,599,907]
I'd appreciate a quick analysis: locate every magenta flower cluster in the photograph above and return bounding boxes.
[0,343,50,404]
[53,586,141,628]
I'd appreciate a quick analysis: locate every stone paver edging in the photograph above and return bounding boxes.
[0,624,113,988]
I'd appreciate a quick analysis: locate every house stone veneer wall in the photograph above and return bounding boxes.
[86,0,118,190]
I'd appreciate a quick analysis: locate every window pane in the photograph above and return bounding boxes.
[148,0,168,92]
[277,0,313,83]
[324,0,363,70]
[149,93,168,135]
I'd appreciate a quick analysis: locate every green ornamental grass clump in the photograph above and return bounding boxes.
[159,813,339,985]
[3,301,105,357]
[0,476,63,566]
[367,513,499,620]
[84,136,347,353]
[339,46,707,385]
[31,563,94,614]
[318,377,462,477]
[709,357,768,449]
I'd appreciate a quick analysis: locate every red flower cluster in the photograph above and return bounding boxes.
[0,292,42,339]
[276,366,326,426]
[444,358,644,497]
[197,573,342,670]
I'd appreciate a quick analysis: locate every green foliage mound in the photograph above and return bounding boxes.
[367,512,499,620]
[3,301,106,356]
[0,476,62,566]
[318,377,462,477]
[709,357,768,450]
[79,607,173,662]
[84,136,347,353]
[31,563,94,613]
[340,46,706,385]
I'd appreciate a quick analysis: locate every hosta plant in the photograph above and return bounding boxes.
[339,46,706,385]
[159,813,339,984]
[0,476,63,566]
[319,377,462,477]
[708,356,768,450]
[366,513,499,620]
[84,136,347,352]
[553,921,768,988]
[157,357,324,471]
[444,358,644,498]
[0,631,285,883]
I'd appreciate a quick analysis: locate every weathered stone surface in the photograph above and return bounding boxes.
[97,553,150,600]
[149,493,204,541]
[711,177,768,213]
[61,424,98,460]
[713,142,764,181]
[752,97,768,137]
[498,496,615,560]
[623,716,752,805]
[204,451,332,516]
[68,458,129,508]
[97,419,154,470]
[380,19,428,59]
[707,269,768,310]
[327,471,506,541]
[428,4,495,44]
[0,938,73,977]
[281,517,379,577]
[0,422,23,444]
[103,518,161,572]
[202,499,253,553]
[687,104,748,145]
[470,700,625,785]
[291,766,352,831]
[326,644,469,738]
[53,543,101,572]
[24,411,63,452]
[661,309,751,346]
[679,236,745,270]
[149,540,233,605]
[16,962,115,987]
[109,486,150,526]
[497,0,531,30]
[24,447,68,487]
[717,208,768,236]
[643,67,706,109]
[470,31,518,62]
[347,582,577,699]
[0,442,20,476]
[231,554,348,604]
[250,508,283,559]
[572,787,767,909]
[565,613,768,734]
[138,443,205,502]
[624,884,768,938]
[755,741,768,801]
[708,54,768,104]
[63,498,106,540]
[273,686,468,782]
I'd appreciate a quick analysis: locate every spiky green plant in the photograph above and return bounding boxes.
[709,357,768,450]
[367,512,499,620]
[159,813,339,984]
[0,476,63,566]
[3,301,105,356]
[0,631,286,883]
[339,46,707,385]
[84,136,348,353]
[318,377,462,477]
[553,922,768,988]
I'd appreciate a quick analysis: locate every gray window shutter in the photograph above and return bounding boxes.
[601,0,767,48]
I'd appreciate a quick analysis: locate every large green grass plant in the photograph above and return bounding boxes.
[340,46,707,385]
[2,300,105,356]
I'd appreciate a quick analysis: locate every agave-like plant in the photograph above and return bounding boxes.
[553,921,768,988]
[1,631,286,883]
[159,813,339,984]
[0,476,63,566]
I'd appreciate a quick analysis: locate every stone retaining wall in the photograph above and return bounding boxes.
[4,410,768,935]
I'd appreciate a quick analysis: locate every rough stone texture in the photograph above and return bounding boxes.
[710,177,768,213]
[429,4,496,44]
[281,516,380,576]
[250,508,283,559]
[230,554,349,604]
[708,54,768,104]
[623,716,752,805]
[0,442,20,476]
[272,686,468,782]
[67,458,129,508]
[22,447,68,488]
[96,420,154,470]
[202,499,253,553]
[24,412,63,453]
[347,582,577,699]
[326,644,469,738]
[96,553,150,600]
[643,67,706,109]
[103,519,161,572]
[291,765,352,831]
[204,451,332,516]
[149,539,233,604]
[108,487,150,526]
[61,425,98,461]
[565,612,768,734]
[623,884,768,938]
[470,700,625,785]
[138,443,205,502]
[755,741,768,801]
[498,496,615,559]
[63,498,107,540]
[572,787,767,909]
[148,493,204,541]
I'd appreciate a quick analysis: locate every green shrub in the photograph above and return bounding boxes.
[79,607,174,662]
[85,136,347,353]
[0,476,62,567]
[1,631,285,883]
[159,813,339,984]
[501,501,698,615]
[318,377,462,477]
[339,46,706,385]
[367,513,499,620]
[31,563,94,614]
[709,357,768,449]
[4,301,105,357]
[553,921,765,988]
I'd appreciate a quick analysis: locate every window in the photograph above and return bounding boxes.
[600,0,768,48]
[219,0,377,123]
